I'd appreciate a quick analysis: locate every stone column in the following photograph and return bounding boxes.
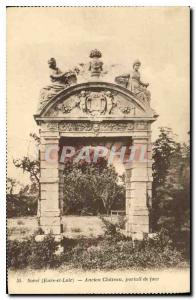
[125,137,153,240]
[39,132,62,236]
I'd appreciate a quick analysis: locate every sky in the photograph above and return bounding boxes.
[7,7,190,183]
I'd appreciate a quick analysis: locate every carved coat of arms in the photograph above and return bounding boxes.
[76,90,117,115]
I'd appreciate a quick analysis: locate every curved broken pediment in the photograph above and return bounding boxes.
[34,82,157,122]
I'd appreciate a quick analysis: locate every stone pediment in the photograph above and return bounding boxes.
[34,82,157,122]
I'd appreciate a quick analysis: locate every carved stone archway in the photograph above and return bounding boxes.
[34,65,157,240]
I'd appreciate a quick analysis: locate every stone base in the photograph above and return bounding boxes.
[126,207,150,239]
[39,214,63,235]
[132,232,148,241]
[41,225,62,235]
[35,233,63,242]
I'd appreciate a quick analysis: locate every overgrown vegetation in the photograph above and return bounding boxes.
[7,127,190,270]
[7,234,60,269]
[8,220,188,270]
[151,127,190,246]
[7,181,38,217]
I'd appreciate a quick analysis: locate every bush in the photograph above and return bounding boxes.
[116,215,126,230]
[7,234,60,269]
[7,239,32,269]
[99,215,126,242]
[7,194,38,218]
[100,215,117,236]
[68,236,183,270]
[8,231,187,271]
[59,236,183,270]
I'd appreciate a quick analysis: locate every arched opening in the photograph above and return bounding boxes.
[35,82,156,239]
[58,136,130,237]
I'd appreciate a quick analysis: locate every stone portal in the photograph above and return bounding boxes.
[34,51,157,239]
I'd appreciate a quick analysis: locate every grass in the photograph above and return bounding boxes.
[70,227,81,233]
[7,215,110,240]
[17,220,24,226]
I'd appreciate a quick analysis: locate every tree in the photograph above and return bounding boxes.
[7,179,38,218]
[13,133,40,186]
[151,127,190,244]
[7,177,17,195]
[11,133,40,217]
[63,158,125,215]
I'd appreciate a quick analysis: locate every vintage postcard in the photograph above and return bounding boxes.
[7,7,190,294]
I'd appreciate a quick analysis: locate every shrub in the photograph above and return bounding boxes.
[99,215,126,242]
[7,239,32,269]
[7,231,187,271]
[27,234,60,269]
[8,234,60,269]
[65,236,184,270]
[99,215,117,236]
[116,215,126,230]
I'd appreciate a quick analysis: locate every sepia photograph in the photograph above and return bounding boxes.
[6,6,190,294]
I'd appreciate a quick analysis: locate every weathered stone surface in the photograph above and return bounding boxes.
[34,54,157,239]
[41,225,62,235]
[40,216,61,226]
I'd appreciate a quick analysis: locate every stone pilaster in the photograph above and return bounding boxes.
[59,163,65,214]
[125,137,153,239]
[39,132,62,235]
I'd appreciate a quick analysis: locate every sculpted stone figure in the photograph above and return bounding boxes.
[105,91,117,114]
[38,58,77,112]
[48,57,77,85]
[77,91,87,112]
[48,57,65,84]
[115,60,151,103]
[129,60,150,102]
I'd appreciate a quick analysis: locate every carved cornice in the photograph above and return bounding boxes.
[41,120,149,134]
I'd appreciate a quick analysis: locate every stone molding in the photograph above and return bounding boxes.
[35,82,157,121]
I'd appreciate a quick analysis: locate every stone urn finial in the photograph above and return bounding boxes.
[89,49,103,78]
[89,49,102,59]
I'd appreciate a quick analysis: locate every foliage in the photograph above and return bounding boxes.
[151,127,190,244]
[65,236,184,270]
[116,215,126,230]
[13,133,40,186]
[99,215,118,236]
[13,156,40,185]
[8,213,187,271]
[63,159,125,215]
[7,182,38,217]
[8,231,186,271]
[7,178,18,195]
[7,234,60,269]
